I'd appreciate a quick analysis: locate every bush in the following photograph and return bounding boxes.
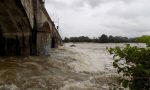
[107,44,150,90]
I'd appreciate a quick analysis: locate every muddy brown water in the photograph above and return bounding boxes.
[0,43,146,90]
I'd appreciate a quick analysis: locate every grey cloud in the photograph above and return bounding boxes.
[72,0,103,8]
[72,0,134,9]
[84,0,103,8]
[94,0,150,33]
[46,0,133,10]
[45,0,150,38]
[100,17,150,34]
[46,0,68,9]
[107,1,150,19]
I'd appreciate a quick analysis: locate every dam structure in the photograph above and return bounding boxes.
[0,0,62,56]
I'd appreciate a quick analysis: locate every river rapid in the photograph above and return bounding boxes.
[0,43,146,90]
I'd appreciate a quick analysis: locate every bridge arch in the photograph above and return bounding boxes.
[51,37,56,48]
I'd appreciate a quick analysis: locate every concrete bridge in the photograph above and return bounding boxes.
[0,0,63,56]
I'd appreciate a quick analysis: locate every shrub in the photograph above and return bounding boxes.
[107,44,150,90]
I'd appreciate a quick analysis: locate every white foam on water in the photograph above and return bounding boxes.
[66,43,146,73]
[0,43,145,90]
[0,84,19,90]
[66,43,115,73]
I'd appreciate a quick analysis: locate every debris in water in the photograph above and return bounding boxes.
[70,44,76,47]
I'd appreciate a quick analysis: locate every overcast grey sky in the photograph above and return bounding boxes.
[45,0,150,38]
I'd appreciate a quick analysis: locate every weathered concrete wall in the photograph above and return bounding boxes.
[34,0,52,55]
[37,33,51,55]
[0,0,62,56]
[20,0,34,29]
[0,0,32,56]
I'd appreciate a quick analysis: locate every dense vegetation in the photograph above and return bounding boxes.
[63,34,136,43]
[107,35,150,90]
[136,35,150,46]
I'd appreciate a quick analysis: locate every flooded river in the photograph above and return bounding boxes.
[0,43,146,90]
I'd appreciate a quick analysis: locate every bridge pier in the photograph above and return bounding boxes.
[0,33,31,56]
[37,32,51,56]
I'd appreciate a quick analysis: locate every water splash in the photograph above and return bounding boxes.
[0,43,145,90]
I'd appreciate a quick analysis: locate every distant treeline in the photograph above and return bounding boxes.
[64,34,137,43]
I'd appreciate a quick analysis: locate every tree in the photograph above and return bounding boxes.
[108,35,115,43]
[63,35,137,43]
[99,34,108,43]
[136,35,150,46]
[64,37,69,43]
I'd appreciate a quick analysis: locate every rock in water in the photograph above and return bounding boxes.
[70,44,76,47]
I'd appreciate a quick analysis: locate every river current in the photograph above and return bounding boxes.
[0,43,146,90]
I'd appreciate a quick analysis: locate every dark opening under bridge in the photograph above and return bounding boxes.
[0,0,63,56]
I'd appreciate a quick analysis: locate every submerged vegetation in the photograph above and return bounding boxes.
[107,36,150,90]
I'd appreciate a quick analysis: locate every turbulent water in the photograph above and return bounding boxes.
[0,43,146,90]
